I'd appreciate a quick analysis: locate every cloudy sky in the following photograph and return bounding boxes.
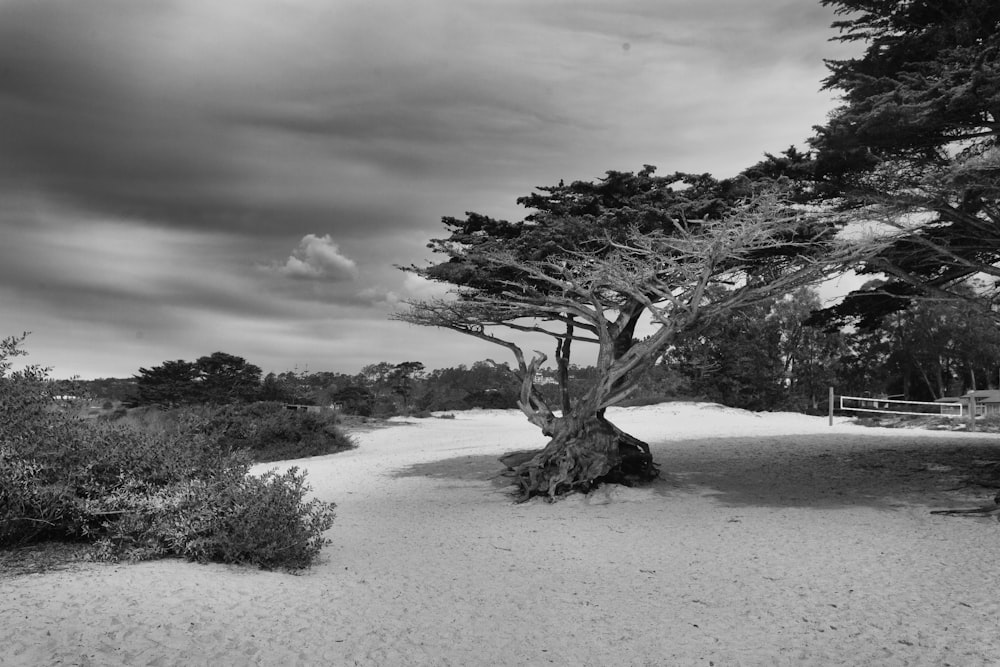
[0,0,861,379]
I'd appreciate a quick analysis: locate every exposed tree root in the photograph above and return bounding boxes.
[499,417,659,501]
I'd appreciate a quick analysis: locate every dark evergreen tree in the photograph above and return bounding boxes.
[194,352,262,405]
[809,0,1000,324]
[135,352,262,406]
[664,294,786,411]
[135,359,198,408]
[331,385,375,417]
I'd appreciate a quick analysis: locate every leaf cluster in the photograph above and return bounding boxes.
[817,0,1000,179]
[417,167,742,295]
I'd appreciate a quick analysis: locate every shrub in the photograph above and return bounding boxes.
[88,463,336,569]
[103,402,355,463]
[0,335,338,570]
[198,402,355,462]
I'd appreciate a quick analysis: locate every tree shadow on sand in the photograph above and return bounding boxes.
[394,454,512,487]
[649,433,1000,511]
[393,432,1000,511]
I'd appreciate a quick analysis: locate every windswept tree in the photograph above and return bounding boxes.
[397,170,866,500]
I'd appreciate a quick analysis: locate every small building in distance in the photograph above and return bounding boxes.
[935,390,1000,417]
[284,403,336,414]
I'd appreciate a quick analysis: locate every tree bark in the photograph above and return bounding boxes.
[499,412,659,501]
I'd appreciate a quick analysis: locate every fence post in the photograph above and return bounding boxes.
[829,386,834,426]
[969,394,977,432]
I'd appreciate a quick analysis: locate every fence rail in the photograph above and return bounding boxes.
[837,394,970,418]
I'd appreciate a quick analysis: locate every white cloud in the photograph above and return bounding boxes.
[268,234,359,281]
[355,274,451,310]
[401,274,450,300]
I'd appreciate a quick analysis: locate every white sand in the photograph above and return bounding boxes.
[3,402,1000,666]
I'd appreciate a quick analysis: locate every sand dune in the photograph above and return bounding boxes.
[3,403,1000,666]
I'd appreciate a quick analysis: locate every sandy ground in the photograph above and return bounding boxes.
[3,402,1000,666]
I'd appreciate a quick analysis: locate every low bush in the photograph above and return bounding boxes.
[0,334,338,570]
[87,462,335,569]
[200,402,355,462]
[111,402,355,463]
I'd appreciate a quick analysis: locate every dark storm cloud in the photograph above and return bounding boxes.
[0,0,861,378]
[0,1,405,238]
[519,0,846,65]
[0,209,297,324]
[0,0,846,240]
[0,0,579,238]
[0,1,252,225]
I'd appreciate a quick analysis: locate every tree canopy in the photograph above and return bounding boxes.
[135,352,262,407]
[816,0,1000,179]
[808,0,1000,325]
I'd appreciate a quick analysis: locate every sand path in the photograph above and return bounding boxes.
[3,403,1000,666]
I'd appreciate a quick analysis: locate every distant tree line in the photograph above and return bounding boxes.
[74,354,522,417]
[71,285,1000,418]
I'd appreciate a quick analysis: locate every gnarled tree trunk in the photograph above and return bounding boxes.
[499,413,658,501]
[497,347,659,501]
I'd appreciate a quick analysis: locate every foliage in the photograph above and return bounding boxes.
[71,377,138,404]
[770,288,848,412]
[1,335,337,570]
[836,284,1000,400]
[357,362,402,416]
[388,361,424,414]
[809,0,1000,325]
[665,287,846,412]
[83,360,524,418]
[103,402,355,463]
[416,361,519,412]
[666,294,786,411]
[198,402,355,462]
[331,385,375,416]
[259,372,291,402]
[817,0,1000,178]
[88,465,336,570]
[417,168,760,411]
[135,352,262,407]
[134,359,199,408]
[194,352,264,404]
